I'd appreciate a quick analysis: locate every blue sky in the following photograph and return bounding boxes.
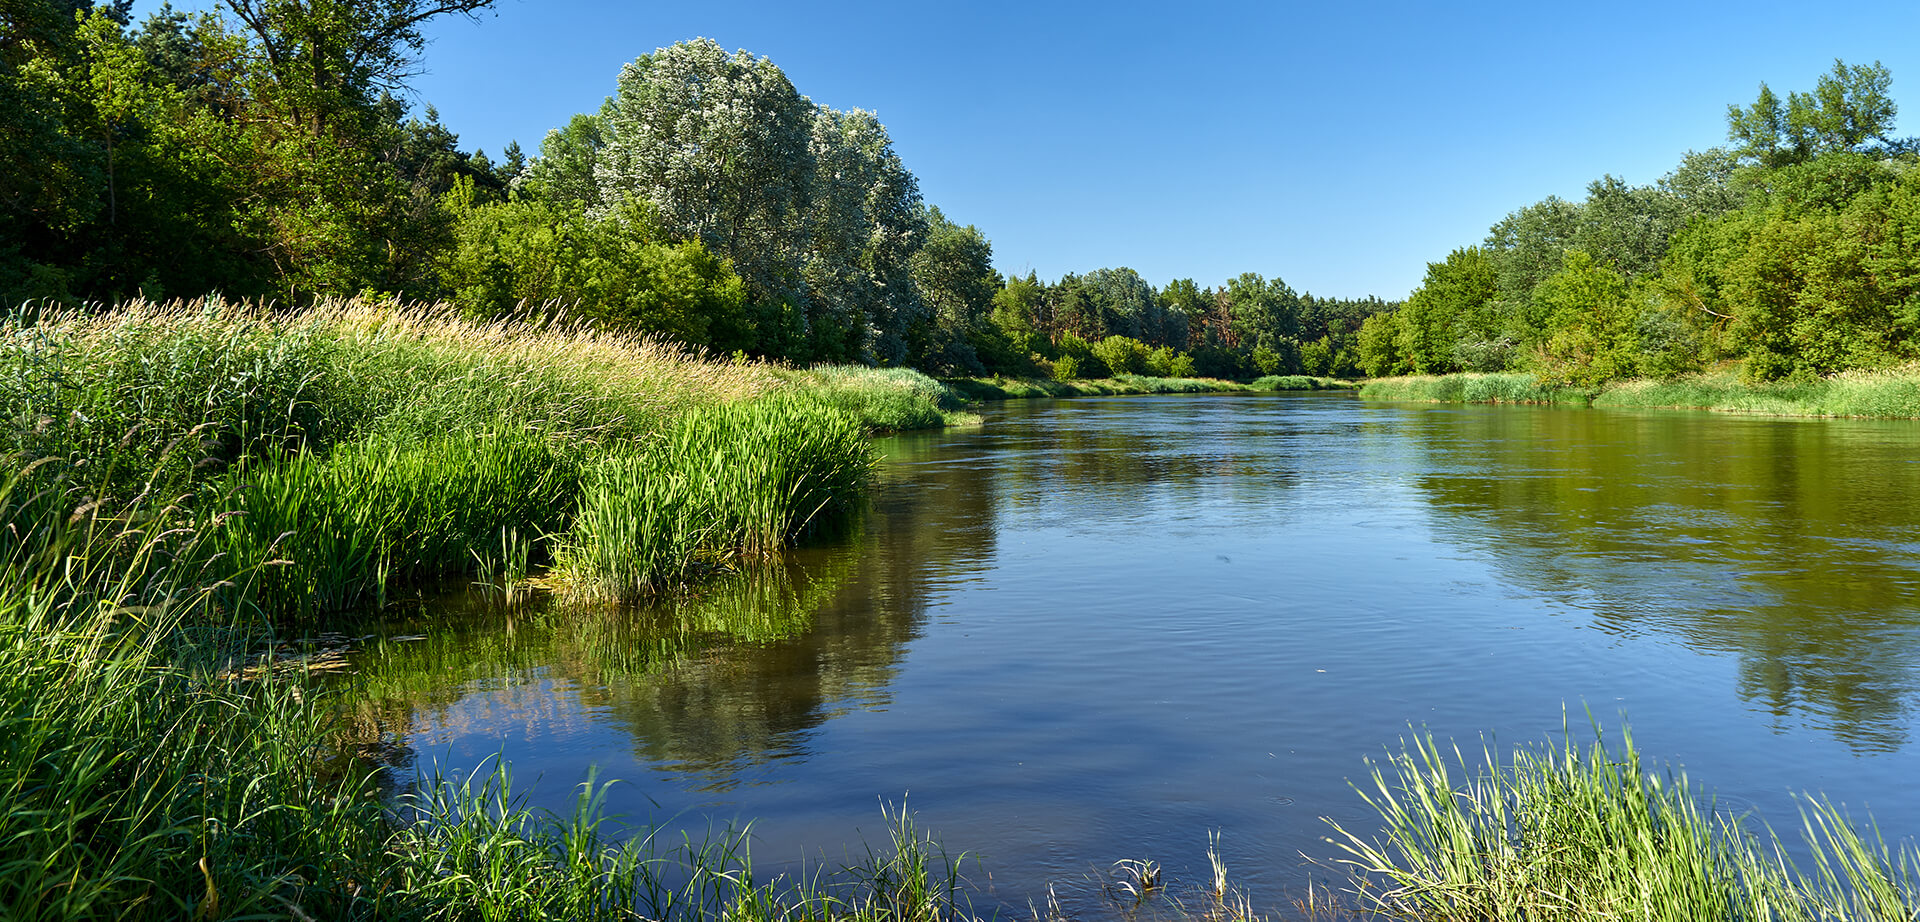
[140,1,1920,299]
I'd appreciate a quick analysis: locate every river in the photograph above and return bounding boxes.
[344,392,1920,914]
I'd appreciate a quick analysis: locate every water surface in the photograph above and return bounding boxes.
[349,393,1920,911]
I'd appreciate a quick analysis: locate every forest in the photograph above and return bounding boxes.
[1360,59,1920,385]
[2,0,1393,381]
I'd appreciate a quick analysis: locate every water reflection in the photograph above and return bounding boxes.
[1401,405,1920,751]
[334,393,1920,911]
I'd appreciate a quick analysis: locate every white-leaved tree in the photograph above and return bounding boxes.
[596,38,815,328]
[807,106,927,363]
[588,38,932,363]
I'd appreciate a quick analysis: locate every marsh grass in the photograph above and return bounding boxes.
[1327,724,1920,921]
[786,365,971,431]
[1364,367,1920,419]
[1359,373,1595,406]
[392,769,974,922]
[1246,375,1355,391]
[555,394,872,600]
[219,428,578,619]
[1596,366,1920,418]
[943,375,1249,401]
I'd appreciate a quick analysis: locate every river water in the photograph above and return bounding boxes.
[347,393,1920,912]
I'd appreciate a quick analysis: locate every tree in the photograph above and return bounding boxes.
[217,0,496,134]
[519,112,605,209]
[1223,272,1300,361]
[909,206,996,372]
[1395,247,1497,374]
[1728,59,1897,167]
[806,105,926,363]
[1532,251,1639,385]
[596,39,815,317]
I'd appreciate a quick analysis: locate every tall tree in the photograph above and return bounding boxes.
[596,38,815,316]
[1728,59,1897,167]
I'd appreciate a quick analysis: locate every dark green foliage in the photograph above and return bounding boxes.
[438,189,754,349]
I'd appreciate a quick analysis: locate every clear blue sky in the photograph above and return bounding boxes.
[142,1,1920,299]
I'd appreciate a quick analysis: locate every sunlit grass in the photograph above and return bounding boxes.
[1326,723,1920,921]
[1359,373,1594,405]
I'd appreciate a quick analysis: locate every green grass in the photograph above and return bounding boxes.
[1247,375,1356,391]
[1362,367,1920,419]
[782,365,974,431]
[942,374,1251,401]
[554,394,873,600]
[1,297,945,617]
[1327,723,1920,921]
[1595,367,1920,418]
[1359,373,1596,406]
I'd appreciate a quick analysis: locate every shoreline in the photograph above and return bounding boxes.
[1359,370,1920,420]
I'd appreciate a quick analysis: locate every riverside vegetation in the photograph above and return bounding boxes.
[0,296,978,919]
[5,298,1916,920]
[1358,60,1920,419]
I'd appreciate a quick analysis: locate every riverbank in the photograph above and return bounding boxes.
[1359,368,1920,418]
[944,373,1353,402]
[0,296,972,918]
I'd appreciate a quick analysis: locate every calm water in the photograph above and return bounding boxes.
[349,393,1920,911]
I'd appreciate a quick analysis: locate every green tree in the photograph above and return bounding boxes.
[1355,310,1404,377]
[1396,247,1497,374]
[1532,251,1639,385]
[909,206,997,373]
[1728,59,1897,167]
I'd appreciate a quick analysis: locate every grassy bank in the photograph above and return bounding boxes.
[1329,725,1920,921]
[1361,367,1920,418]
[1358,373,1595,406]
[944,373,1353,402]
[0,296,975,919]
[2,297,960,614]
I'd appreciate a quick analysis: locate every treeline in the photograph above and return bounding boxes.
[1361,60,1920,385]
[2,1,1393,376]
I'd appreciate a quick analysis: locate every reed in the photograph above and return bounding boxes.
[942,375,1249,401]
[555,394,873,600]
[1359,373,1595,405]
[784,365,971,431]
[1247,375,1355,391]
[1327,724,1920,921]
[215,428,578,619]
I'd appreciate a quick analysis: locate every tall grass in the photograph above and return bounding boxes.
[1247,375,1355,391]
[1327,724,1920,921]
[942,374,1249,401]
[785,365,971,431]
[1364,367,1920,418]
[2,297,945,617]
[1359,373,1595,405]
[1596,366,1920,418]
[217,428,578,619]
[555,394,873,600]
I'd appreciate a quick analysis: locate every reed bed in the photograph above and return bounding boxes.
[1363,367,1920,419]
[2,296,943,618]
[782,365,971,431]
[1247,375,1356,391]
[1358,373,1595,406]
[1327,725,1920,921]
[1595,366,1920,418]
[555,395,873,600]
[942,374,1249,401]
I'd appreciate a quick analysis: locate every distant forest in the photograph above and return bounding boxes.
[11,4,1910,386]
[1362,59,1920,384]
[1,0,1394,380]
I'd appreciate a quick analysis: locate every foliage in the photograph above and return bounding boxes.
[438,185,753,349]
